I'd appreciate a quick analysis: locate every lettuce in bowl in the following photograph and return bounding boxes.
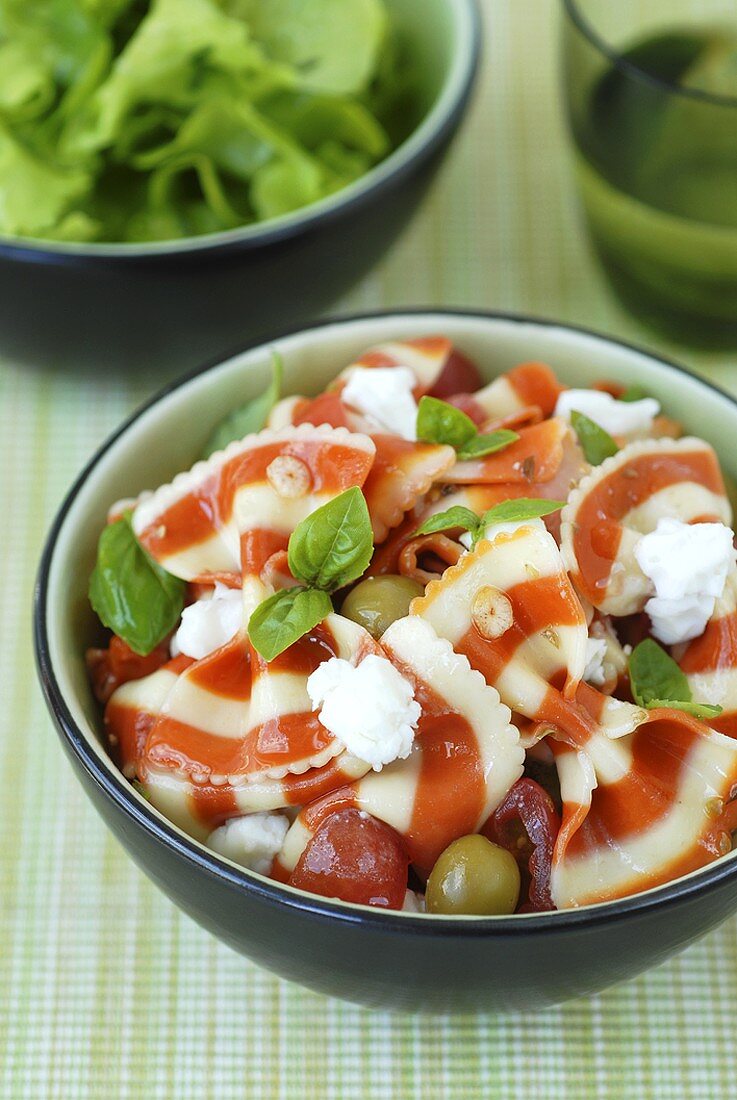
[0,0,407,242]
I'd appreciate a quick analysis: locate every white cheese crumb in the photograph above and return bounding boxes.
[171,582,243,659]
[634,517,736,645]
[306,654,421,771]
[402,889,426,913]
[206,812,289,875]
[342,366,418,440]
[555,389,660,438]
[583,636,608,686]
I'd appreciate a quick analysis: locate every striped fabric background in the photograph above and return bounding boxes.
[3,1,737,1096]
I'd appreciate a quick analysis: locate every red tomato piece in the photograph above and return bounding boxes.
[444,393,488,426]
[86,635,170,704]
[427,350,483,399]
[593,380,626,398]
[289,808,409,909]
[292,391,350,429]
[485,778,561,912]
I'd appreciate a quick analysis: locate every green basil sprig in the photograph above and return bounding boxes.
[571,410,618,466]
[414,505,481,540]
[201,352,283,459]
[248,587,333,663]
[89,513,186,656]
[288,483,373,591]
[628,639,722,719]
[416,396,519,461]
[413,497,565,548]
[249,487,373,661]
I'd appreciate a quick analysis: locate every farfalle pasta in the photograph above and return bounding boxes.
[560,438,730,616]
[549,711,737,908]
[86,338,737,915]
[133,422,377,585]
[274,616,524,880]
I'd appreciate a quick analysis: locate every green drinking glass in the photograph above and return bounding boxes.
[562,0,737,346]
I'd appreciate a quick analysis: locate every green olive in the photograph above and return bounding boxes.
[341,575,424,639]
[425,835,521,916]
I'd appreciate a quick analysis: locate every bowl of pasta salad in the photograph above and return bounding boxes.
[35,311,737,1011]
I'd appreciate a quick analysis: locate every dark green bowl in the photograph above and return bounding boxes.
[0,1,479,373]
[34,311,737,1013]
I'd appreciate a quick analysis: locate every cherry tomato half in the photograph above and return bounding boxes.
[289,808,409,910]
[485,778,561,912]
[427,350,483,399]
[86,635,170,704]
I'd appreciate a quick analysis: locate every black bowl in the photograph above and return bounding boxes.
[0,1,480,375]
[34,310,737,1013]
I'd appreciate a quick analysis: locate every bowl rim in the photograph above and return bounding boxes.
[34,307,737,935]
[0,0,481,264]
[561,0,737,110]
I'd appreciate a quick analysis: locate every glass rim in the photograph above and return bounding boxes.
[562,0,737,109]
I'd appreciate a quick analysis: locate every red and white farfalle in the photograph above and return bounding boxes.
[549,709,737,908]
[274,616,524,878]
[106,615,380,838]
[561,437,730,616]
[132,423,376,585]
[680,570,737,740]
[412,523,644,746]
[267,339,459,541]
[469,362,565,427]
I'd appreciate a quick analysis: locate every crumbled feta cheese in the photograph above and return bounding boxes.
[634,517,736,645]
[555,389,660,438]
[342,366,418,440]
[306,654,421,771]
[583,636,608,686]
[460,516,546,551]
[402,889,426,913]
[171,582,243,659]
[207,812,289,875]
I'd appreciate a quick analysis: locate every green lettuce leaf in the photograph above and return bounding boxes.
[0,120,92,236]
[0,0,399,242]
[61,0,271,157]
[243,0,387,95]
[0,40,56,120]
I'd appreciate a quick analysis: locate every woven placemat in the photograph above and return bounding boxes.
[2,1,736,1095]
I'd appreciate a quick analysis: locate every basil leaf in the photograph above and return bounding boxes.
[416,396,477,451]
[628,639,693,708]
[630,639,723,716]
[248,586,332,662]
[201,352,283,458]
[479,498,566,528]
[417,397,521,463]
[620,384,649,403]
[646,699,723,719]
[288,486,373,593]
[89,514,185,656]
[457,430,519,461]
[413,506,481,539]
[571,410,619,465]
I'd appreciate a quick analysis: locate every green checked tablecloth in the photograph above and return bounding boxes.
[3,2,737,1097]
